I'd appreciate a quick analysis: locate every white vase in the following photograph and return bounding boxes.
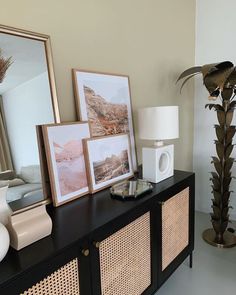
[0,186,12,226]
[0,223,10,262]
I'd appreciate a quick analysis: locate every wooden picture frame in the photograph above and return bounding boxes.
[42,122,90,207]
[84,133,134,193]
[72,69,138,171]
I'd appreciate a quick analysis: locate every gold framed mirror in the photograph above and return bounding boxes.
[0,25,60,212]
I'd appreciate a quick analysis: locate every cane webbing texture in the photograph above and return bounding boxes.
[162,187,189,270]
[99,212,151,295]
[21,258,80,295]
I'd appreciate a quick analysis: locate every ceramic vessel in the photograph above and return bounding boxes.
[0,223,10,262]
[0,186,12,226]
[8,204,52,250]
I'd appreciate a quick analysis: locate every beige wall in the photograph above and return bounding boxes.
[0,0,196,170]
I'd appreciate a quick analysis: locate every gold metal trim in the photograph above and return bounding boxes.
[82,249,90,256]
[93,241,100,248]
[44,38,60,123]
[202,228,236,248]
[0,24,49,40]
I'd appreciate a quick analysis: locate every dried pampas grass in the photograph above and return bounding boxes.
[0,49,12,83]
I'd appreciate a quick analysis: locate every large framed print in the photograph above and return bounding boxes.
[84,133,134,193]
[72,69,137,171]
[42,122,90,206]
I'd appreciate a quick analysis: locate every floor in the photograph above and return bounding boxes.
[155,211,236,295]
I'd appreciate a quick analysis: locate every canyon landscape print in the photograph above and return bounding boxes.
[93,149,130,184]
[84,85,129,136]
[54,139,87,196]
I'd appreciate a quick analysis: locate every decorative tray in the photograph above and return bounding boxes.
[110,179,153,200]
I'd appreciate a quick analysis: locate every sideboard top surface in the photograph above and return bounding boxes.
[0,169,194,287]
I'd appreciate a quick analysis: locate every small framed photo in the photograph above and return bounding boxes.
[72,69,137,171]
[84,133,134,193]
[42,122,90,206]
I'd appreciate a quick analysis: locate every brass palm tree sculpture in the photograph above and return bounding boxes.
[177,61,236,248]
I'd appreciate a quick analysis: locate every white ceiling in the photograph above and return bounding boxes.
[0,33,47,94]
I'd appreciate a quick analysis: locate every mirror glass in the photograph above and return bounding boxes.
[0,25,60,211]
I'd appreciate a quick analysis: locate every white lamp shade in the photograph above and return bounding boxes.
[138,106,179,140]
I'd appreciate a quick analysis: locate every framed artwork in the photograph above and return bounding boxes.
[42,122,90,206]
[84,133,134,193]
[72,69,137,171]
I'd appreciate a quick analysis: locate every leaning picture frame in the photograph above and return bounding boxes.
[84,133,134,193]
[72,69,138,171]
[42,122,90,207]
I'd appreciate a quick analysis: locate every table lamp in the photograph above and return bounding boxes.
[137,106,179,183]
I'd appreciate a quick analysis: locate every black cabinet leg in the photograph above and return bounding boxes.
[189,252,193,268]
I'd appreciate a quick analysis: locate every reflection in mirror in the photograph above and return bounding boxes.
[0,25,60,210]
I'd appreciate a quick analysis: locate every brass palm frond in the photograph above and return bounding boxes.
[177,61,236,100]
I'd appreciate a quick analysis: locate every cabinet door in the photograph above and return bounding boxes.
[1,241,92,295]
[157,177,195,287]
[21,257,81,295]
[91,207,156,295]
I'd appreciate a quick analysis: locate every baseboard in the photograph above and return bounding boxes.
[195,209,236,222]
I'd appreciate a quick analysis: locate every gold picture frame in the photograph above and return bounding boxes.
[0,24,60,123]
[0,24,60,212]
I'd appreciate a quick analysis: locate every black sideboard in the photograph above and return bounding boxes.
[0,170,195,295]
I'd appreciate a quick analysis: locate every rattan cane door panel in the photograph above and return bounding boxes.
[21,258,80,295]
[162,187,189,270]
[99,212,151,295]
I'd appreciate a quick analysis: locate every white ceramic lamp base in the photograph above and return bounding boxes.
[142,144,174,183]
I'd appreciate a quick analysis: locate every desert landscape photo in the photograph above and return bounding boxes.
[84,85,129,136]
[93,149,130,184]
[54,139,87,196]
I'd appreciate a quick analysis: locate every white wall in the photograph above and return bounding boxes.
[195,0,236,220]
[2,72,54,173]
[0,0,196,172]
